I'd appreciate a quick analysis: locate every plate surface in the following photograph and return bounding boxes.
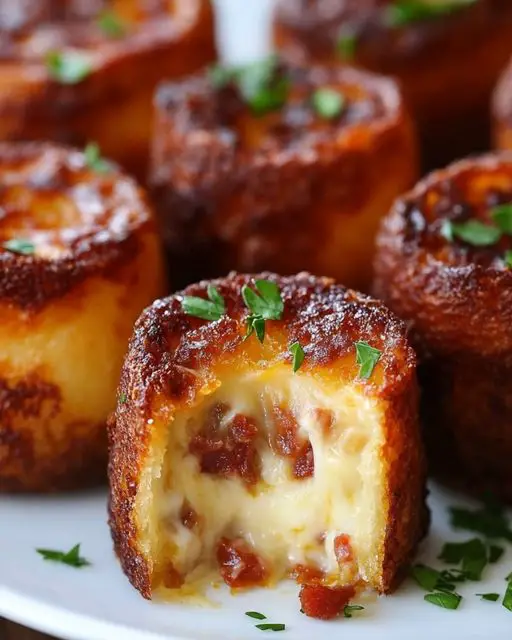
[1,1,511,639]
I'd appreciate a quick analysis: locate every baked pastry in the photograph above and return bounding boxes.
[493,57,512,152]
[109,272,427,619]
[274,0,512,168]
[0,0,217,180]
[0,142,165,492]
[374,154,512,501]
[150,57,418,291]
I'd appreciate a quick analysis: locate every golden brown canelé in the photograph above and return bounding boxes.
[109,272,427,619]
[0,142,165,492]
[273,0,512,168]
[493,57,512,152]
[374,154,512,502]
[150,59,418,291]
[0,0,217,180]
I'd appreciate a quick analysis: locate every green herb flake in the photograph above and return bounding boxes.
[492,204,512,234]
[337,31,357,59]
[245,611,267,620]
[46,50,92,85]
[477,593,500,602]
[311,88,345,120]
[242,279,284,343]
[385,0,477,27]
[2,238,36,255]
[424,591,462,610]
[504,250,512,269]
[119,392,127,405]
[343,604,365,618]
[255,623,286,632]
[441,219,502,247]
[97,10,127,38]
[181,284,226,322]
[289,341,305,373]
[439,538,487,581]
[355,341,382,380]
[36,544,91,568]
[84,142,110,173]
[489,545,505,564]
[411,564,443,591]
[504,575,512,612]
[449,504,512,541]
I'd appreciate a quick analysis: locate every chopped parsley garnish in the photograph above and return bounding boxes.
[477,593,500,602]
[355,341,382,379]
[255,623,286,632]
[97,10,127,38]
[209,56,290,116]
[449,504,512,541]
[84,143,110,173]
[2,238,35,255]
[343,604,365,618]
[119,392,127,404]
[385,0,476,27]
[289,341,305,373]
[424,591,462,610]
[441,219,502,247]
[337,31,357,59]
[246,611,267,620]
[411,564,455,592]
[492,204,512,234]
[504,250,512,268]
[489,545,505,564]
[503,574,512,612]
[438,538,488,581]
[181,284,226,322]
[242,279,284,343]
[36,544,91,568]
[311,88,345,120]
[46,51,92,85]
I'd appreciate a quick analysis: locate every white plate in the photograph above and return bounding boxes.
[1,2,511,639]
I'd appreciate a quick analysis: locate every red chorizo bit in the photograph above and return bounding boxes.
[299,584,356,620]
[291,563,324,585]
[293,441,314,479]
[217,537,268,588]
[229,414,259,443]
[180,501,198,530]
[334,533,353,567]
[271,405,300,456]
[315,408,335,437]
[161,563,184,589]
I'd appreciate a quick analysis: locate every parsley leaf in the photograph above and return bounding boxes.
[477,593,500,602]
[36,544,91,568]
[311,88,345,120]
[181,284,226,322]
[343,604,364,618]
[242,279,284,342]
[355,341,382,379]
[424,591,462,609]
[246,611,267,620]
[385,0,477,27]
[2,238,36,255]
[255,623,286,632]
[489,545,505,564]
[492,204,512,234]
[97,10,127,38]
[119,392,127,404]
[503,575,512,612]
[504,250,512,268]
[337,31,357,59]
[289,341,305,373]
[449,504,512,541]
[438,538,487,580]
[84,143,110,173]
[441,219,502,247]
[411,564,455,592]
[46,51,91,85]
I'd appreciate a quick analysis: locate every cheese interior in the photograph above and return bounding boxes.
[152,366,387,590]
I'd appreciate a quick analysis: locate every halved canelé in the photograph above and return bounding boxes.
[0,0,217,180]
[273,0,512,168]
[108,272,427,619]
[149,57,418,290]
[493,57,512,152]
[374,154,512,501]
[0,142,165,492]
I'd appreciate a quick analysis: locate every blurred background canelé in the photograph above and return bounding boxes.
[0,0,217,181]
[150,57,418,291]
[273,0,512,169]
[374,153,512,502]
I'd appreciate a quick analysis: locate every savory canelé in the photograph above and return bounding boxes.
[374,154,512,501]
[109,272,427,618]
[150,57,418,290]
[0,0,217,180]
[0,142,165,492]
[493,57,512,152]
[274,0,512,167]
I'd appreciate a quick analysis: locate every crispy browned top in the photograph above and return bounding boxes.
[0,0,200,61]
[122,272,415,419]
[0,142,154,309]
[275,0,512,65]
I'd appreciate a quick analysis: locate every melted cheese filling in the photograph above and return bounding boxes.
[154,366,387,590]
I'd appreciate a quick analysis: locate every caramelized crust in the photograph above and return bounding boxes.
[109,272,427,602]
[150,62,418,290]
[374,154,512,501]
[0,142,165,491]
[493,57,512,152]
[0,0,217,180]
[274,0,512,167]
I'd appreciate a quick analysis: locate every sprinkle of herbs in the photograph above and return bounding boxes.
[385,0,477,27]
[492,204,512,234]
[504,251,512,268]
[97,10,127,38]
[504,575,512,612]
[46,51,91,84]
[36,544,91,568]
[245,611,267,620]
[2,238,35,255]
[84,142,110,173]
[255,623,286,632]
[343,604,364,618]
[424,591,462,609]
[181,284,226,322]
[311,88,345,120]
[477,593,500,602]
[337,31,357,59]
[441,219,502,247]
[355,341,382,379]
[289,341,305,373]
[242,279,284,343]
